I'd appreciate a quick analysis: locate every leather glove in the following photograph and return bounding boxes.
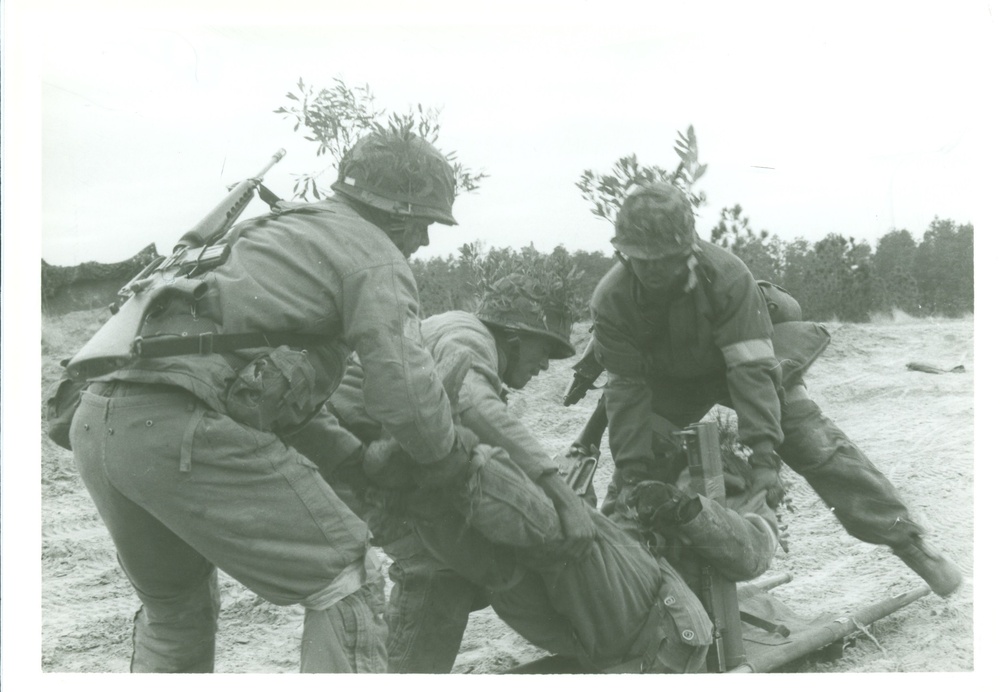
[414,425,480,489]
[749,449,785,509]
[612,460,653,516]
[625,480,701,530]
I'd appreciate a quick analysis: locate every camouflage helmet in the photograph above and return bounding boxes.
[332,131,458,225]
[475,274,575,360]
[612,182,697,259]
[757,281,802,324]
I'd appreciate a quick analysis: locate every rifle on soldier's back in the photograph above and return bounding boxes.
[65,150,287,381]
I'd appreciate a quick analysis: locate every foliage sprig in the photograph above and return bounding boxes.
[275,77,488,201]
[576,125,708,224]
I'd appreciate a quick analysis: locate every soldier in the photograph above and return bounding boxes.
[589,181,963,598]
[318,261,780,673]
[315,263,596,672]
[340,352,782,674]
[68,130,476,673]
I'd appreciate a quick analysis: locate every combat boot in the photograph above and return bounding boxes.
[893,537,963,597]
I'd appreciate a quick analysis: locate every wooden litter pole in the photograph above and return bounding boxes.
[726,585,931,673]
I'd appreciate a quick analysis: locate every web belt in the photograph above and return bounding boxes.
[134,332,329,358]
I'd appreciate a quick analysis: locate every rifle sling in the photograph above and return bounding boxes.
[135,332,329,358]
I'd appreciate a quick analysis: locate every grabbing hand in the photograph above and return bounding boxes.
[362,439,414,489]
[417,425,480,489]
[537,473,597,561]
[749,450,785,509]
[624,480,700,530]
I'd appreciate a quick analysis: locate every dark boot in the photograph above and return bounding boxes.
[893,538,963,597]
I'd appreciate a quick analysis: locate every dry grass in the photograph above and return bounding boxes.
[40,313,974,673]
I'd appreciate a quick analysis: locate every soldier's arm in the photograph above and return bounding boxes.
[711,269,784,455]
[677,492,779,582]
[592,316,656,472]
[340,260,456,464]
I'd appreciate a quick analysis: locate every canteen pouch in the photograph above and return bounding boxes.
[224,344,347,433]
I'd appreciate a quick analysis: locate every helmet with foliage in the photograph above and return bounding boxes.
[476,274,575,360]
[757,281,802,324]
[612,182,697,259]
[332,130,458,225]
[471,247,583,361]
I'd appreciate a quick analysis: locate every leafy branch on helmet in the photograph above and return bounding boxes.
[275,77,488,201]
[576,125,708,224]
[460,242,588,328]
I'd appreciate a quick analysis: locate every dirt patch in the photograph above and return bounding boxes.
[40,311,974,673]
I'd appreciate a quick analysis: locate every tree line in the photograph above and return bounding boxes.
[273,79,972,323]
[412,215,974,323]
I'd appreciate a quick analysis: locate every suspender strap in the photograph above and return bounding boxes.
[134,332,329,358]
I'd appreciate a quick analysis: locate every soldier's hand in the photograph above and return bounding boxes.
[362,439,414,489]
[625,480,700,530]
[537,472,597,561]
[568,442,600,462]
[749,450,785,509]
[612,461,654,517]
[416,425,479,488]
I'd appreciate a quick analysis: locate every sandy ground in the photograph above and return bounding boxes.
[40,310,974,674]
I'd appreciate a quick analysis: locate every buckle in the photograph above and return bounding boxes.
[197,332,215,355]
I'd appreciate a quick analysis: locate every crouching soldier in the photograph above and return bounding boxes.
[303,259,781,672]
[68,129,472,673]
[352,353,716,673]
[295,257,596,672]
[591,182,962,598]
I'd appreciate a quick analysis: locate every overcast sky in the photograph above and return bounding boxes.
[26,1,996,266]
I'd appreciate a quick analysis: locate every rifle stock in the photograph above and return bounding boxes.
[64,151,285,381]
[66,277,209,381]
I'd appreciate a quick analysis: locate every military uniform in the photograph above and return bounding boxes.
[323,311,784,673]
[321,311,560,671]
[591,240,932,558]
[70,195,458,672]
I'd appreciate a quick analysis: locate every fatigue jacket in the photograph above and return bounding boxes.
[332,311,559,481]
[590,241,783,468]
[103,196,456,465]
[668,476,780,586]
[421,311,559,481]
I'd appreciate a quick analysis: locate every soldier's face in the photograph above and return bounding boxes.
[505,335,551,390]
[629,254,690,294]
[389,219,432,258]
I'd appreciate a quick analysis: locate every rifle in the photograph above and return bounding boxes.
[675,420,746,672]
[555,395,609,497]
[65,150,286,381]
